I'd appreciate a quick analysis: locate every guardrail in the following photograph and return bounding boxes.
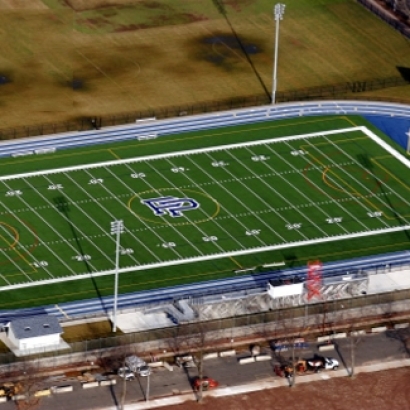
[0,100,410,160]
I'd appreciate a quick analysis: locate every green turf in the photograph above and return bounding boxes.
[0,114,409,309]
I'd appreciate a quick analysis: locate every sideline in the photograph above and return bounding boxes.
[93,358,410,410]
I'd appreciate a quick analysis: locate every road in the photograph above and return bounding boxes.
[2,329,408,410]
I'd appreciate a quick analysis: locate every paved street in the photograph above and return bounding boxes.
[2,330,407,410]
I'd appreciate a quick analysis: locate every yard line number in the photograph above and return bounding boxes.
[246,229,261,236]
[48,184,63,190]
[203,236,218,242]
[326,217,343,224]
[367,211,382,218]
[286,223,302,230]
[131,172,146,179]
[290,150,308,156]
[251,155,269,162]
[72,255,91,262]
[31,261,48,268]
[211,161,228,167]
[161,242,176,248]
[6,190,22,197]
[88,178,104,185]
[171,167,186,173]
[120,248,134,255]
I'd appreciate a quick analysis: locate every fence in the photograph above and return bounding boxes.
[0,75,409,141]
[0,286,409,368]
[357,0,410,39]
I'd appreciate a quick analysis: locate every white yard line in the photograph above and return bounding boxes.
[1,223,409,292]
[164,157,252,250]
[103,165,186,260]
[214,150,312,240]
[0,125,409,289]
[0,187,76,277]
[305,138,391,227]
[188,157,285,246]
[83,167,168,263]
[42,173,116,265]
[321,135,410,224]
[0,127,364,181]
[142,161,227,255]
[0,223,30,284]
[15,179,99,273]
[262,142,371,232]
[227,148,330,238]
[62,172,141,267]
[184,156,284,245]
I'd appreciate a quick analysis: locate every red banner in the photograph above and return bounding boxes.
[307,260,322,300]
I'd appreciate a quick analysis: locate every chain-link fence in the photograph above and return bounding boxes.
[0,287,409,369]
[0,75,408,141]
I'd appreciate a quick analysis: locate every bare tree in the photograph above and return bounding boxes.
[169,320,215,404]
[98,343,134,410]
[14,361,46,410]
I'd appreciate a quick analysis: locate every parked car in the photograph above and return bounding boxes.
[137,365,152,377]
[192,376,219,391]
[125,355,146,372]
[117,367,135,381]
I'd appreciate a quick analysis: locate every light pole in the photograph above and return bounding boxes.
[272,3,285,104]
[146,372,150,402]
[110,219,124,333]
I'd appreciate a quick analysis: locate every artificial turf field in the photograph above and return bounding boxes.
[1,114,410,309]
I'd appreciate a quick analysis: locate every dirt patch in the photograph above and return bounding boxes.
[65,0,146,11]
[164,367,410,410]
[0,0,48,9]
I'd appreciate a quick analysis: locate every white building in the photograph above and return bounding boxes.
[6,315,63,352]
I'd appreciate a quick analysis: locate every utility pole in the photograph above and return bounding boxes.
[110,219,124,333]
[272,3,286,104]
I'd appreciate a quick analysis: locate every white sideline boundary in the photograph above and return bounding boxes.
[0,126,363,181]
[0,125,410,291]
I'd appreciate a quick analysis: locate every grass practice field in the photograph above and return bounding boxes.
[0,0,409,130]
[0,114,410,309]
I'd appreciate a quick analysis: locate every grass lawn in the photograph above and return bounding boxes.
[0,0,409,130]
[0,114,409,309]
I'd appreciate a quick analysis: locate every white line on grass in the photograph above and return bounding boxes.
[142,160,228,255]
[226,148,330,238]
[16,178,99,274]
[184,155,286,244]
[0,186,76,278]
[208,150,313,240]
[102,165,187,261]
[165,157,251,250]
[82,167,167,263]
[42,173,117,265]
[262,142,370,232]
[1,224,409,292]
[62,172,142,267]
[303,139,391,228]
[0,127,364,181]
[321,135,410,225]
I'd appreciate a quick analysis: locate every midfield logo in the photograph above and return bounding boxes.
[141,196,200,218]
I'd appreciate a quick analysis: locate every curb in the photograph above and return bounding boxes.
[83,358,410,410]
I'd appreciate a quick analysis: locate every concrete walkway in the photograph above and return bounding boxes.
[89,358,410,410]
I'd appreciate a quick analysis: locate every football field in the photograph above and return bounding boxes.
[0,122,410,294]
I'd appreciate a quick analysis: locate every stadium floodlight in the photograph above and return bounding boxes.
[110,219,124,333]
[272,3,286,105]
[406,128,410,155]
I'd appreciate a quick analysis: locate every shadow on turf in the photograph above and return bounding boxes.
[211,0,271,101]
[53,195,108,314]
[356,152,410,243]
[397,66,410,82]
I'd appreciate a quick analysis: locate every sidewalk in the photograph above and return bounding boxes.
[91,358,410,410]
